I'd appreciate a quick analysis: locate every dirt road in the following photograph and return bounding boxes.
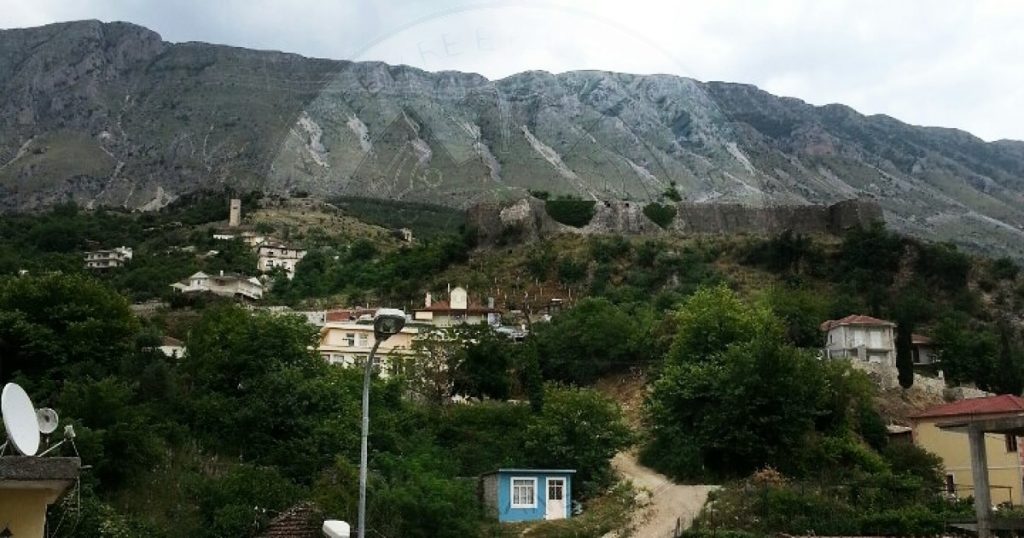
[610,451,717,538]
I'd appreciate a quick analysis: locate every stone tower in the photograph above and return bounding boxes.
[229,198,241,227]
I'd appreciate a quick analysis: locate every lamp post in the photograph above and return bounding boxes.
[358,308,406,538]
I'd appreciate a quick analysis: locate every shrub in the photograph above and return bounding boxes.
[643,202,676,228]
[545,199,596,227]
[991,257,1020,281]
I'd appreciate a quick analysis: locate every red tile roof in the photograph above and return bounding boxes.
[911,394,1024,420]
[326,308,377,322]
[415,300,499,314]
[911,333,933,345]
[819,314,896,332]
[259,501,322,538]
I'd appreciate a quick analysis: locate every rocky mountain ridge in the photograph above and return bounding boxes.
[2,20,1024,257]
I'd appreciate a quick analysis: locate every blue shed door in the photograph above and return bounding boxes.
[545,477,566,520]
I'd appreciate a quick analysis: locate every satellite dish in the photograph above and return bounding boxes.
[2,383,41,456]
[37,408,59,435]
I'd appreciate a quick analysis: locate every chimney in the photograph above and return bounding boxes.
[219,270,224,276]
[487,297,495,309]
[425,292,432,308]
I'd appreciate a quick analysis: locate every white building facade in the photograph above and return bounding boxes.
[170,271,264,300]
[257,242,307,279]
[821,314,897,365]
[84,246,133,270]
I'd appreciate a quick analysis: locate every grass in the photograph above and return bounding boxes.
[328,196,467,240]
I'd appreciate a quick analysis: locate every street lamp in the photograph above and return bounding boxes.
[358,308,406,538]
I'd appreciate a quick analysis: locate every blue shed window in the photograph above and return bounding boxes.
[511,477,537,508]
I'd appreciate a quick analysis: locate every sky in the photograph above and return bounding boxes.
[3,0,1023,141]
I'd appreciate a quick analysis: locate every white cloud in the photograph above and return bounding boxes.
[1,0,1022,140]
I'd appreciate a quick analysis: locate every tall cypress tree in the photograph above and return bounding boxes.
[896,320,915,389]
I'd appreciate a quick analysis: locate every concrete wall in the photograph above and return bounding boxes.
[0,489,54,538]
[468,197,883,243]
[913,417,1024,505]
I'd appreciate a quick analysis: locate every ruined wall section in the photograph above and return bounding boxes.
[469,197,884,243]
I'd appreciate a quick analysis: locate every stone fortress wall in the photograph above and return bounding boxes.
[469,196,884,243]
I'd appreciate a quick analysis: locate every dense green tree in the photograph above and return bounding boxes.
[667,284,777,365]
[452,326,515,400]
[531,297,643,384]
[524,385,632,491]
[0,273,138,384]
[763,285,830,348]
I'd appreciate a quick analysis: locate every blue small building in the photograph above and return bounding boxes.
[479,468,575,522]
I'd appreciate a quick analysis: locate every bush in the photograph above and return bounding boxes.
[545,199,596,227]
[642,202,676,228]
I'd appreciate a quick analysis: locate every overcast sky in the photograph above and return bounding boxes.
[3,0,1023,141]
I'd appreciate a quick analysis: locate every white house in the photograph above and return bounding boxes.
[170,271,264,301]
[912,333,940,365]
[820,314,897,365]
[84,246,133,270]
[158,336,186,359]
[413,287,501,327]
[257,241,307,279]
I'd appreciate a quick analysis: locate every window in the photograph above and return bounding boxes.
[345,333,356,347]
[511,477,537,508]
[1007,435,1018,453]
[357,333,369,347]
[945,474,955,495]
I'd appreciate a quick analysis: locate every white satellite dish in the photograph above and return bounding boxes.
[2,383,41,456]
[37,407,59,435]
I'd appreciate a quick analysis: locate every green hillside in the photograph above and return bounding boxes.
[2,202,1024,536]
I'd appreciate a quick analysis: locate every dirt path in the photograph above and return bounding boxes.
[610,451,717,538]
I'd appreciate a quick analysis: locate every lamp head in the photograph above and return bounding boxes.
[373,308,407,341]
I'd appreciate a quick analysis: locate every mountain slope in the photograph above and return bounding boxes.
[2,20,1024,257]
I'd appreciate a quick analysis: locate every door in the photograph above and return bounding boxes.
[545,478,566,520]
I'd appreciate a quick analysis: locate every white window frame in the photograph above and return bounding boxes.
[510,476,538,509]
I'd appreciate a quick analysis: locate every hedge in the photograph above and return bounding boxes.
[545,199,596,228]
[643,202,676,229]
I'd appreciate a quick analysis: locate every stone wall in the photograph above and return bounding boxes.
[848,360,990,400]
[468,197,884,243]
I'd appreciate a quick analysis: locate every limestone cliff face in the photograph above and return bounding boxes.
[1,21,1023,257]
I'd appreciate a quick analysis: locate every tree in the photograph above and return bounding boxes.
[995,319,1024,395]
[523,385,632,492]
[763,285,830,348]
[0,273,139,385]
[667,284,778,365]
[452,326,514,400]
[896,321,915,389]
[531,297,642,384]
[932,313,999,389]
[891,284,930,389]
[646,338,826,479]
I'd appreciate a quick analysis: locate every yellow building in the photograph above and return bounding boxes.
[0,456,80,537]
[910,395,1024,505]
[318,319,423,377]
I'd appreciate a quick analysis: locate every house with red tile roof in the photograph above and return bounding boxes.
[413,287,501,328]
[910,394,1024,505]
[820,314,897,365]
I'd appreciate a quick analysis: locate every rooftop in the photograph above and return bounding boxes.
[0,456,81,483]
[911,394,1024,420]
[819,314,896,332]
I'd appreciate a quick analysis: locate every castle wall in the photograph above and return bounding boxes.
[469,197,884,243]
